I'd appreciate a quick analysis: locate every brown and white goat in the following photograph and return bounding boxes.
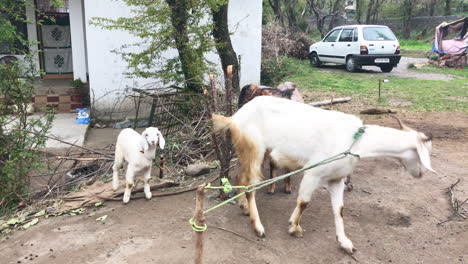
[212,96,435,253]
[238,82,304,194]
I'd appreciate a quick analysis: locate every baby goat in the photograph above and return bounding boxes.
[113,127,165,203]
[238,82,304,194]
[212,96,435,253]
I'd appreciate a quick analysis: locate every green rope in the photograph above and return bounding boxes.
[190,126,367,232]
[189,217,207,232]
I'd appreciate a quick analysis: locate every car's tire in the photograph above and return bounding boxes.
[310,53,321,67]
[346,56,358,72]
[380,65,394,73]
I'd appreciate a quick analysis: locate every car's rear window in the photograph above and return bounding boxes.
[363,27,396,41]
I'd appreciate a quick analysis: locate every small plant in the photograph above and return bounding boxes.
[71,79,85,89]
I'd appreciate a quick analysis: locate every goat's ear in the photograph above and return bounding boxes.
[393,116,412,131]
[158,132,165,150]
[416,138,437,174]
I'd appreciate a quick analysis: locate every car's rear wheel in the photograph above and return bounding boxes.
[310,53,321,67]
[346,56,358,72]
[380,65,394,72]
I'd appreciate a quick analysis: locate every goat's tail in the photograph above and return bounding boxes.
[211,114,233,134]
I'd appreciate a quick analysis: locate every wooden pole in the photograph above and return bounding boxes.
[194,184,207,264]
[209,75,219,113]
[159,155,165,179]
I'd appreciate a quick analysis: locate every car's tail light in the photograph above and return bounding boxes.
[395,45,400,55]
[360,45,368,55]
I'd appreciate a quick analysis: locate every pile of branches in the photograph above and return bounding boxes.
[262,23,314,60]
[428,53,467,69]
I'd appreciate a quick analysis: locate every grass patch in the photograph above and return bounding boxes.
[410,64,468,78]
[399,39,432,50]
[279,58,468,112]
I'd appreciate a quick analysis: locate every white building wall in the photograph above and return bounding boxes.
[82,0,262,116]
[69,0,88,82]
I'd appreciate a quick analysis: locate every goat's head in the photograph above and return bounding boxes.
[141,127,165,150]
[393,117,435,178]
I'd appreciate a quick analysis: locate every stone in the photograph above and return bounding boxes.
[184,163,211,177]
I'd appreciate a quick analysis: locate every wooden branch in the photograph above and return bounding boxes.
[360,108,397,115]
[56,156,114,161]
[209,75,219,113]
[194,184,207,264]
[309,97,351,107]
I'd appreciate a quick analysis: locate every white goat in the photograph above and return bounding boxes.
[113,127,165,203]
[212,96,435,253]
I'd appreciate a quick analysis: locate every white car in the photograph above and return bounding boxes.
[309,25,401,72]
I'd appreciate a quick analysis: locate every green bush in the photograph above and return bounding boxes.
[261,57,292,86]
[0,56,54,215]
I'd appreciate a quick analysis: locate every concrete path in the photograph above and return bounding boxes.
[30,113,89,149]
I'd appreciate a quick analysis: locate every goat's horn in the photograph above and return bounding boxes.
[392,116,412,131]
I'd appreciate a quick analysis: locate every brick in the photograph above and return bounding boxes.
[34,95,47,104]
[47,95,59,103]
[71,94,81,103]
[58,103,71,112]
[59,94,71,103]
[71,103,83,109]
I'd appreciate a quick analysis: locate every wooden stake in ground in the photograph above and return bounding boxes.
[194,184,207,264]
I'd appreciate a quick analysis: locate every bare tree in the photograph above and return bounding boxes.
[365,0,387,24]
[402,0,414,39]
[268,0,285,26]
[211,2,240,92]
[307,0,345,37]
[444,0,451,15]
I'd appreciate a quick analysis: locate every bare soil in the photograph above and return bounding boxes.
[1,113,467,264]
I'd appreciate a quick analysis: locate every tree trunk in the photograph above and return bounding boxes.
[328,0,343,31]
[268,0,285,26]
[284,0,299,31]
[429,0,437,16]
[212,2,240,93]
[355,0,362,24]
[365,0,375,24]
[444,0,451,15]
[166,0,203,92]
[402,0,413,39]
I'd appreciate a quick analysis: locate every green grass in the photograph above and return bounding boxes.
[279,58,468,112]
[399,39,432,50]
[411,64,468,78]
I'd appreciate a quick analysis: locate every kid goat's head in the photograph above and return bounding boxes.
[394,117,436,178]
[141,127,165,151]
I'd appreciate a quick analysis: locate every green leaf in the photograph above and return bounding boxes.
[22,218,39,229]
[96,215,108,222]
[34,209,46,217]
[88,212,96,217]
[94,202,104,207]
[3,217,25,227]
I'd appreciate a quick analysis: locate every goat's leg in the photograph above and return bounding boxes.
[288,173,320,237]
[246,190,265,237]
[328,178,355,254]
[344,175,353,192]
[123,165,135,204]
[284,170,292,194]
[237,171,250,216]
[267,160,277,194]
[112,151,123,191]
[143,168,152,200]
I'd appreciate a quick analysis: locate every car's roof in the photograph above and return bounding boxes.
[333,25,390,29]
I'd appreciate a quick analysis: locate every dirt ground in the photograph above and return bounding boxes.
[1,111,467,264]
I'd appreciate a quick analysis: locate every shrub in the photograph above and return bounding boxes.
[0,55,54,214]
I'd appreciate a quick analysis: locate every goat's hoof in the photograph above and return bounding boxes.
[284,188,292,194]
[339,238,355,254]
[345,183,354,192]
[145,192,152,200]
[123,197,130,204]
[288,225,303,238]
[254,226,265,238]
[266,189,275,195]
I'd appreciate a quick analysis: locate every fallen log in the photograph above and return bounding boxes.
[360,108,397,115]
[309,97,351,107]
